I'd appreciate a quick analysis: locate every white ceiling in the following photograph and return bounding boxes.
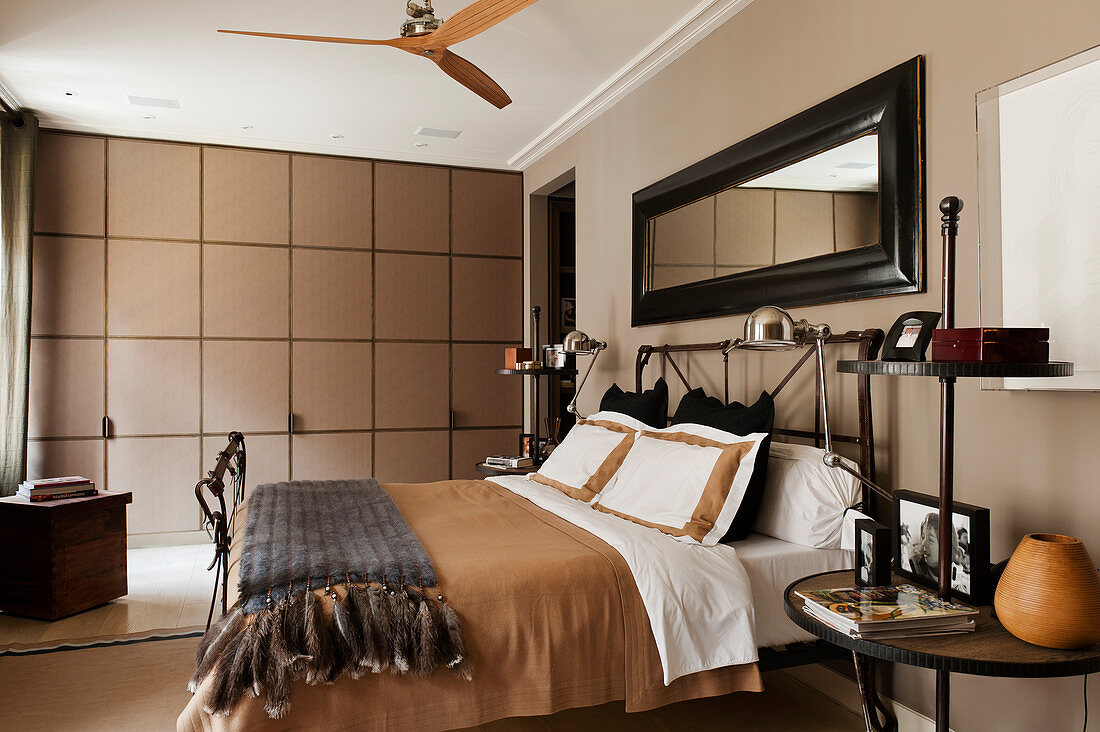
[0,0,740,169]
[739,135,880,192]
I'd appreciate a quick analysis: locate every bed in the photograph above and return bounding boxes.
[178,329,884,732]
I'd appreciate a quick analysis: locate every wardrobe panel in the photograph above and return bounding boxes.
[31,236,105,336]
[375,162,449,253]
[203,147,289,244]
[34,133,105,236]
[291,155,372,248]
[108,139,200,240]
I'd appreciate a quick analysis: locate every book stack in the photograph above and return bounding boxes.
[17,476,98,502]
[484,455,534,469]
[797,584,978,640]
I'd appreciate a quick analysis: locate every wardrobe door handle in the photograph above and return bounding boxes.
[102,416,112,439]
[288,412,294,435]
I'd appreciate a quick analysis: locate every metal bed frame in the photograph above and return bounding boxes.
[634,328,885,670]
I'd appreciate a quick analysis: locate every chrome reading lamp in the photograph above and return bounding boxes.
[562,330,607,417]
[733,306,891,502]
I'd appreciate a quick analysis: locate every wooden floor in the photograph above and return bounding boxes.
[0,634,863,731]
[0,544,215,650]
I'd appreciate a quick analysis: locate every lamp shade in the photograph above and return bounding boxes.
[741,306,799,350]
[562,330,605,355]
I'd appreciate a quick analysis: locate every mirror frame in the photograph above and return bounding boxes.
[631,56,925,326]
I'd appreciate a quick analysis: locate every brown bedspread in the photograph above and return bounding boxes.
[178,479,762,731]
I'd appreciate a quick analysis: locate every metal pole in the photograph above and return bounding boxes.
[937,197,961,601]
[938,376,955,599]
[936,669,950,732]
[935,196,963,732]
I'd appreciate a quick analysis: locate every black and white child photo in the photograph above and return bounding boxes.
[892,488,993,603]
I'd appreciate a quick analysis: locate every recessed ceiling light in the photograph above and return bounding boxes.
[414,142,429,148]
[330,134,344,139]
[142,114,156,120]
[239,124,254,130]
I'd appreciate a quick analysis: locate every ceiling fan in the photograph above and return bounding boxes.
[218,0,538,109]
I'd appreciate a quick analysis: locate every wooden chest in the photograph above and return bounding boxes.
[930,327,1049,363]
[0,491,132,620]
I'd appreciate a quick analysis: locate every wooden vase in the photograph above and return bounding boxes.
[994,533,1100,650]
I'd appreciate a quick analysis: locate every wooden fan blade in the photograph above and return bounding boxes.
[217,29,423,49]
[432,50,511,108]
[428,0,538,47]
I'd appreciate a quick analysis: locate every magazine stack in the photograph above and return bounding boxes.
[796,584,978,640]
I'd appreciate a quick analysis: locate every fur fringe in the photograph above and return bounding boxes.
[302,589,332,685]
[191,583,469,719]
[441,601,473,681]
[189,607,244,693]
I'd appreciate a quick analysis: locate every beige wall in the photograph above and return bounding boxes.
[30,132,524,536]
[523,0,1100,727]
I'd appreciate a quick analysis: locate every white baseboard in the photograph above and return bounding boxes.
[780,663,948,732]
[128,530,209,548]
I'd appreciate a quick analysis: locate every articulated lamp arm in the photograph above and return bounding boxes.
[566,343,605,418]
[813,332,892,503]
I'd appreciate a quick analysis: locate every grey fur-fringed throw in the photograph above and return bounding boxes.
[190,479,471,719]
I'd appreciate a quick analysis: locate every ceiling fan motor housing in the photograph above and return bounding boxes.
[402,1,442,37]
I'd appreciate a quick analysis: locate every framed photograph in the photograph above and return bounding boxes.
[854,519,892,587]
[881,311,941,361]
[893,490,991,604]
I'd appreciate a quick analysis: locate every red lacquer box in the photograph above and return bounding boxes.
[930,327,1049,363]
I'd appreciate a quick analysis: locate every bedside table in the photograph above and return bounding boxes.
[475,462,536,477]
[785,570,1100,732]
[0,491,133,620]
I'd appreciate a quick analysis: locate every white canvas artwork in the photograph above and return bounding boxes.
[978,46,1100,390]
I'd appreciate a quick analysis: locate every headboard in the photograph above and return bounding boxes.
[635,328,886,518]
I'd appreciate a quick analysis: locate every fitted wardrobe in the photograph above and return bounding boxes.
[27,131,523,537]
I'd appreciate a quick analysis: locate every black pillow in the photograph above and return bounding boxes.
[599,377,668,428]
[672,389,775,543]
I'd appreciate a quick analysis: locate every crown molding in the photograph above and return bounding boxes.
[509,0,756,170]
[0,77,24,114]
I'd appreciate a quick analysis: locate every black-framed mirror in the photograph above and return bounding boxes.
[631,56,924,326]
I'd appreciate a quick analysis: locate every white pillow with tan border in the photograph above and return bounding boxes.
[593,423,767,545]
[529,411,650,502]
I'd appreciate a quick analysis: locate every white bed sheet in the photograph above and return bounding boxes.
[734,533,854,648]
[487,474,759,685]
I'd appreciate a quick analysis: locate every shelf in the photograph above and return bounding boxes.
[837,360,1073,379]
[495,367,578,377]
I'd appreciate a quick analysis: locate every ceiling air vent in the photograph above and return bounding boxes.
[415,126,462,139]
[127,95,180,109]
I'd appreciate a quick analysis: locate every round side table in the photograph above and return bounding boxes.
[784,570,1100,732]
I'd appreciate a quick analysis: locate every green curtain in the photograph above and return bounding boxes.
[0,111,38,496]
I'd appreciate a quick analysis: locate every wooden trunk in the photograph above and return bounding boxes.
[0,491,132,620]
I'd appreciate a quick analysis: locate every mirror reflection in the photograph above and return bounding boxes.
[647,134,880,290]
